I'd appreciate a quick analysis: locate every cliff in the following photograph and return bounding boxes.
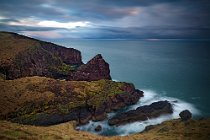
[0,32,111,81]
[0,76,143,125]
[1,31,207,140]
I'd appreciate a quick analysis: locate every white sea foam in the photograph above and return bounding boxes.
[78,89,201,136]
[112,79,119,82]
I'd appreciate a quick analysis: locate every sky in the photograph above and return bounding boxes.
[0,0,210,39]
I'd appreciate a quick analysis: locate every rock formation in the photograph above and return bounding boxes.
[108,100,173,126]
[95,125,102,132]
[179,110,192,121]
[0,32,111,81]
[68,54,111,81]
[40,42,82,65]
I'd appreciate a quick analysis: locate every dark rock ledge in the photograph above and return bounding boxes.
[108,100,173,126]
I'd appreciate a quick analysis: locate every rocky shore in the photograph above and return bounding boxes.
[0,32,208,139]
[0,118,210,140]
[0,32,144,126]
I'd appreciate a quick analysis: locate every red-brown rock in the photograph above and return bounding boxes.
[92,89,143,121]
[0,32,83,79]
[68,54,111,81]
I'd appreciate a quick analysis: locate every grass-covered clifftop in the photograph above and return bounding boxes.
[0,76,124,115]
[0,76,141,125]
[0,118,209,140]
[0,32,82,79]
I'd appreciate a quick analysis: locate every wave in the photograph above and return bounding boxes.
[112,79,119,82]
[77,89,201,136]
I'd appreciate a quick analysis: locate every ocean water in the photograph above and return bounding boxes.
[54,39,210,135]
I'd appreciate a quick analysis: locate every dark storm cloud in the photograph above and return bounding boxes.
[0,0,210,39]
[0,0,71,22]
[77,26,210,39]
[0,23,63,32]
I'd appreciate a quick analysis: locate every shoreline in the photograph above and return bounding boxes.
[0,118,210,140]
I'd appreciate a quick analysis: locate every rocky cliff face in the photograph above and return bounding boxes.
[4,47,67,79]
[0,32,82,79]
[0,32,111,81]
[69,54,111,81]
[40,42,82,65]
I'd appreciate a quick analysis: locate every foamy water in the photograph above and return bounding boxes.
[78,89,200,136]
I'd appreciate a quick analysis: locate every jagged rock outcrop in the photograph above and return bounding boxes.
[68,54,111,81]
[0,76,143,126]
[0,32,111,81]
[108,101,173,126]
[40,42,82,65]
[91,89,143,122]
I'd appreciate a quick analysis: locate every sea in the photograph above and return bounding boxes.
[54,39,210,136]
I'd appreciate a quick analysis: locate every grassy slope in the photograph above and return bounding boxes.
[0,119,210,140]
[0,32,40,65]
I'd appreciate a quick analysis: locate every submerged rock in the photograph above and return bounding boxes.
[108,100,173,126]
[95,125,102,132]
[179,110,192,121]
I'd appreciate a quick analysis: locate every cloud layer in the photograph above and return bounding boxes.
[0,0,210,39]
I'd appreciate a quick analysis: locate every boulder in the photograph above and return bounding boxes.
[108,100,173,126]
[95,125,102,132]
[179,110,192,121]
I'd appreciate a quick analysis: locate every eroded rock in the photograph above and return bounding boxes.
[68,54,111,81]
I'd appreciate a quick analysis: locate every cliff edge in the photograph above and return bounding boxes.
[0,32,111,81]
